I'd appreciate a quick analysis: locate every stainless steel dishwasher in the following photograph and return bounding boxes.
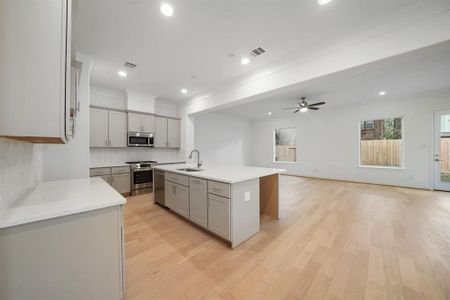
[153,169,165,206]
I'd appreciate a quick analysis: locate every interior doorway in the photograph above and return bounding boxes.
[434,109,450,191]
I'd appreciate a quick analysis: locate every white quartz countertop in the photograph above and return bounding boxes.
[90,162,130,168]
[89,161,185,168]
[0,178,127,229]
[153,163,285,184]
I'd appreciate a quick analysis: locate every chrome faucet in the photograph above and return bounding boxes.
[189,149,203,169]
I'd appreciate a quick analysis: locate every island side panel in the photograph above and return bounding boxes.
[231,178,260,248]
[260,173,279,219]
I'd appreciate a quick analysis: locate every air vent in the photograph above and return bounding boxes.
[124,62,137,69]
[250,47,266,57]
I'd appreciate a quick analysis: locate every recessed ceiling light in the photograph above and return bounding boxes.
[378,91,387,96]
[118,70,127,77]
[267,112,272,115]
[300,107,308,113]
[160,3,174,16]
[318,0,332,5]
[181,89,188,94]
[241,57,250,65]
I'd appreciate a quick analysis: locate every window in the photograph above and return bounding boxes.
[360,117,403,167]
[274,128,296,162]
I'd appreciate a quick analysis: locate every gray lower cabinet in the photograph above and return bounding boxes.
[90,166,131,195]
[162,171,260,247]
[111,173,131,195]
[165,180,189,219]
[189,177,208,228]
[100,174,111,184]
[208,193,231,240]
[165,180,176,210]
[174,184,190,219]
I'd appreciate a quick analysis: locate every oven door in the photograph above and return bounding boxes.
[128,135,150,147]
[132,168,153,190]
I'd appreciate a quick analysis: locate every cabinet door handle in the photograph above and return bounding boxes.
[105,140,108,147]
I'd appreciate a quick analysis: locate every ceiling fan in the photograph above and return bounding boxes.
[283,97,326,113]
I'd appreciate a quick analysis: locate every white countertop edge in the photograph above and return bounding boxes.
[152,164,285,184]
[0,200,125,229]
[89,161,186,169]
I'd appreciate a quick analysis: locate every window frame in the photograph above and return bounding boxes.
[273,127,297,164]
[358,116,405,169]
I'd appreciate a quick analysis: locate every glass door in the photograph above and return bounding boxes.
[434,109,450,191]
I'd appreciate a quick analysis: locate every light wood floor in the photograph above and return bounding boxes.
[124,175,450,300]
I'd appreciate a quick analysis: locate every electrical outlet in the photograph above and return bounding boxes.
[244,191,251,202]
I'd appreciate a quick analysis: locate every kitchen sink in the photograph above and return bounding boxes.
[177,168,205,172]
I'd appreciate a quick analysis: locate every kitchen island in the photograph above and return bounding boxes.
[153,163,284,248]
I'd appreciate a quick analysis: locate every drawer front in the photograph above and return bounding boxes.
[208,180,231,198]
[111,166,130,174]
[189,177,207,188]
[165,172,189,186]
[90,167,111,176]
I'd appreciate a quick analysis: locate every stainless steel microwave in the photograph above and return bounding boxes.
[127,132,154,147]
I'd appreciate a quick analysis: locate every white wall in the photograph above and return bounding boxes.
[250,91,450,189]
[90,148,180,166]
[91,86,126,109]
[0,138,42,211]
[126,90,155,113]
[194,112,251,165]
[42,54,93,181]
[90,86,178,117]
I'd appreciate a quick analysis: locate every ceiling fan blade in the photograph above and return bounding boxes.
[308,102,326,107]
[308,106,319,110]
[283,107,300,110]
[293,109,300,113]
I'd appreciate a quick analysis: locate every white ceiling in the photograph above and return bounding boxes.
[73,0,450,101]
[218,41,450,119]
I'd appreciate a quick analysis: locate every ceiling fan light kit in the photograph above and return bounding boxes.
[283,97,326,113]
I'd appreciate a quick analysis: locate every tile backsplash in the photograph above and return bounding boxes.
[0,138,42,211]
[90,147,181,167]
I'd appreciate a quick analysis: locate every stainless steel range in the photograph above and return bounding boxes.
[126,161,158,195]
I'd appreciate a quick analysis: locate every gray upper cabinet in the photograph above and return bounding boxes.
[128,112,154,133]
[90,108,127,148]
[154,117,180,148]
[154,117,168,147]
[0,0,73,143]
[90,108,109,147]
[142,115,155,133]
[189,178,208,228]
[127,113,142,132]
[109,111,127,147]
[168,119,180,148]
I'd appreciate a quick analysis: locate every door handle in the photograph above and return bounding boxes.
[434,159,442,162]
